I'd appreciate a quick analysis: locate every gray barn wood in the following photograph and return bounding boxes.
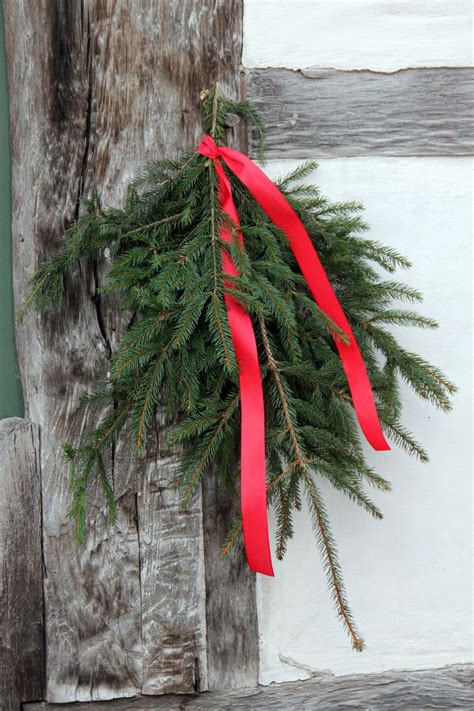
[0,418,44,710]
[3,0,255,703]
[24,664,474,710]
[246,68,474,158]
[135,417,207,695]
[202,467,259,690]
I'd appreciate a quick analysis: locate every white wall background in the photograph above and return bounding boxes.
[243,0,473,683]
[244,0,472,71]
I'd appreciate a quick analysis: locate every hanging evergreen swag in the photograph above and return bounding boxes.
[23,86,455,650]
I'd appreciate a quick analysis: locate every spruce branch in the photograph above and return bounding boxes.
[258,314,364,646]
[221,515,243,556]
[302,469,365,651]
[21,86,456,650]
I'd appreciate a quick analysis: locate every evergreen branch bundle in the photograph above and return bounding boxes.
[23,87,455,649]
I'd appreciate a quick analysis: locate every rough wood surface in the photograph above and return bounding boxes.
[136,418,207,695]
[202,468,258,690]
[0,418,44,710]
[4,0,252,703]
[246,68,474,158]
[24,664,474,710]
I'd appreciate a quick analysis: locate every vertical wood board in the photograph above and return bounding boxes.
[4,0,255,703]
[0,418,44,709]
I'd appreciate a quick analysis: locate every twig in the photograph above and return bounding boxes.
[211,82,220,138]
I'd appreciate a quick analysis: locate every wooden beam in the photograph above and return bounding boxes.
[4,0,253,702]
[0,418,44,708]
[246,68,474,158]
[202,467,259,690]
[135,418,207,695]
[24,664,474,710]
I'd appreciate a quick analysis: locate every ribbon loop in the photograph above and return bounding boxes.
[197,134,389,577]
[197,135,222,161]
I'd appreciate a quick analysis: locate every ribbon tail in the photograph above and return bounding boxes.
[219,145,390,452]
[213,159,274,577]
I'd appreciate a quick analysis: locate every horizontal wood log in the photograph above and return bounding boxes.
[0,418,44,709]
[24,664,474,709]
[246,68,474,158]
[25,697,188,711]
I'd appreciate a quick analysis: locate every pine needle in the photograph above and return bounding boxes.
[21,87,455,650]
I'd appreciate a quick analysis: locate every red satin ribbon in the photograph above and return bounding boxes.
[198,134,390,577]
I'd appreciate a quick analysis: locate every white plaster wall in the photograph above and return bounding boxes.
[244,1,472,72]
[244,0,473,683]
[257,158,472,681]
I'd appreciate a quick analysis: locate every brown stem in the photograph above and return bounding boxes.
[207,126,234,372]
[258,316,363,649]
[302,469,364,651]
[258,316,304,465]
[211,82,220,138]
[221,518,242,556]
[181,392,239,506]
[121,212,184,238]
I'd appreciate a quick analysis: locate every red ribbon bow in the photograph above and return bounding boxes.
[198,134,390,577]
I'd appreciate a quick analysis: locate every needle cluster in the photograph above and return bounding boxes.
[23,88,455,649]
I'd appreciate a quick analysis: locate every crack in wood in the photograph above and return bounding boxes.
[75,4,93,220]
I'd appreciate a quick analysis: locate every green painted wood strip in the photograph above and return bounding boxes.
[0,5,23,418]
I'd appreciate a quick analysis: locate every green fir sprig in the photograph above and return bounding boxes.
[23,86,456,650]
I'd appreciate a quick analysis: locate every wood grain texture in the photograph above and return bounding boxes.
[4,0,251,702]
[187,665,474,710]
[24,664,474,710]
[0,418,44,710]
[136,417,207,695]
[202,467,258,690]
[246,68,474,158]
[25,698,190,711]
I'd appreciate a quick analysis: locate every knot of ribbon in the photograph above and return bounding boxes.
[197,134,390,577]
[197,133,223,161]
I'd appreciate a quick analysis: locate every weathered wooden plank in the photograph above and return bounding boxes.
[246,68,474,158]
[201,467,258,690]
[4,0,251,702]
[25,697,189,711]
[0,418,44,710]
[4,2,142,701]
[187,665,474,710]
[244,0,473,72]
[24,664,474,710]
[136,419,207,695]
